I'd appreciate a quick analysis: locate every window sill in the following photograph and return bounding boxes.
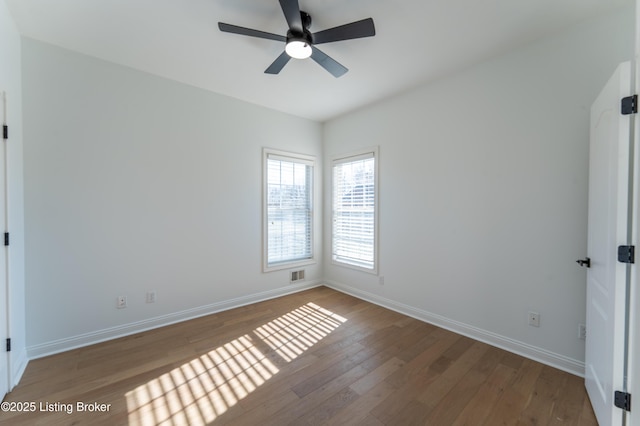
[263,258,316,273]
[331,259,378,275]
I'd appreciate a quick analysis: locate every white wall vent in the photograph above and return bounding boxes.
[291,269,305,282]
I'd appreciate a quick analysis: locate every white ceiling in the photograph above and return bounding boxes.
[5,0,633,122]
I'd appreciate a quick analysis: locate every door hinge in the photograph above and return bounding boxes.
[622,95,638,115]
[617,245,635,264]
[615,391,631,412]
[2,125,7,140]
[3,232,8,247]
[5,338,10,352]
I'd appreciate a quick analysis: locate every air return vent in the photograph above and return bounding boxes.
[291,269,305,282]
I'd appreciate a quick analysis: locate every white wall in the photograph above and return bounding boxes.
[21,39,323,356]
[323,5,634,375]
[0,0,27,388]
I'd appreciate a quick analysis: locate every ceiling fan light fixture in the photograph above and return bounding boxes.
[285,39,312,59]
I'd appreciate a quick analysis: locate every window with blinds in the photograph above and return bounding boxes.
[332,148,378,272]
[264,149,314,271]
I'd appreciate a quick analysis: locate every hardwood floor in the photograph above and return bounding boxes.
[1,286,597,425]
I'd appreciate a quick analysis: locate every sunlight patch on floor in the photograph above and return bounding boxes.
[125,302,347,425]
[254,302,347,362]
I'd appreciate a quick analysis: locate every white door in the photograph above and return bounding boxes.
[584,62,633,426]
[0,91,8,400]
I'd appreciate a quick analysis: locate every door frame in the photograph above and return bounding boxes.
[0,90,9,399]
[628,2,640,423]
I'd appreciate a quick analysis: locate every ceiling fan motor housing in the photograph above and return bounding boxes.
[300,11,312,29]
[287,11,313,44]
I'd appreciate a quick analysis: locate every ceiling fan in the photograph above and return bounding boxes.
[218,0,375,78]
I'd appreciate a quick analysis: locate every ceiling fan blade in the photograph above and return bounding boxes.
[218,22,286,42]
[310,46,348,78]
[265,51,292,75]
[279,0,302,33]
[312,18,375,44]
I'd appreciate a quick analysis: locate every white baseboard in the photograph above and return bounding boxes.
[25,279,585,378]
[27,280,322,360]
[324,280,585,377]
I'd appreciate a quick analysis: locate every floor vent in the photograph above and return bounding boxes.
[291,269,305,282]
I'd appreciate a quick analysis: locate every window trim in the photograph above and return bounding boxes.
[331,146,379,274]
[263,148,316,272]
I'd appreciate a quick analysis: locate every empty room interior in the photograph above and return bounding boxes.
[1,0,639,424]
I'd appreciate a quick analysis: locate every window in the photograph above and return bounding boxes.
[264,149,314,271]
[332,148,378,272]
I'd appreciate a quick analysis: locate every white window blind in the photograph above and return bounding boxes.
[332,150,377,271]
[265,151,313,270]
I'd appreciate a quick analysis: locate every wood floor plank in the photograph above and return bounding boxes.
[425,346,505,424]
[217,388,299,425]
[289,387,360,425]
[484,384,531,425]
[259,364,366,425]
[451,363,518,426]
[290,326,396,398]
[383,327,460,389]
[326,381,397,425]
[370,364,441,423]
[510,357,546,398]
[353,414,385,426]
[578,397,600,426]
[349,356,405,395]
[517,365,568,425]
[548,373,590,425]
[1,286,597,426]
[417,340,490,409]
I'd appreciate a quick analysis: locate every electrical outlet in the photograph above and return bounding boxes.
[379,275,385,286]
[117,296,127,309]
[579,324,586,340]
[146,291,156,304]
[528,311,540,327]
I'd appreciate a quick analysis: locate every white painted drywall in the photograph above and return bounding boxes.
[21,39,323,355]
[323,5,634,374]
[0,0,27,388]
